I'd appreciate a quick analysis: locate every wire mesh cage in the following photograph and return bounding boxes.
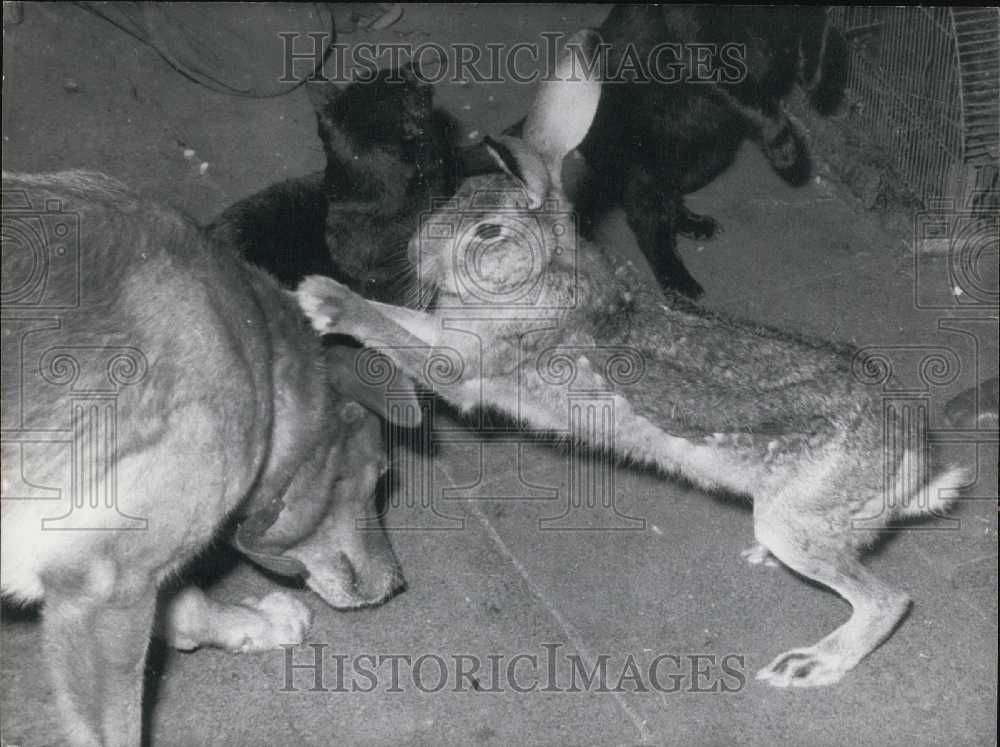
[830,7,999,215]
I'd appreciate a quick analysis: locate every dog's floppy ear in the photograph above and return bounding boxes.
[324,344,422,427]
[522,28,603,187]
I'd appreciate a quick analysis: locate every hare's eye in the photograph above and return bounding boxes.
[475,223,503,240]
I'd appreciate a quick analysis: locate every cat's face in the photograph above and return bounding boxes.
[310,67,439,179]
[307,66,454,306]
[324,209,415,304]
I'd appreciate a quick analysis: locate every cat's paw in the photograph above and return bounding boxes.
[662,272,705,300]
[677,212,721,240]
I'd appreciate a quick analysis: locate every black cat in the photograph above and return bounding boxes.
[209,63,457,305]
[578,5,849,298]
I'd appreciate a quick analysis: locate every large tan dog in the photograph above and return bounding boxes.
[1,170,417,746]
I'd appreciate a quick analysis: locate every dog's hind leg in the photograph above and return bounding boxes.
[752,503,911,687]
[42,579,157,747]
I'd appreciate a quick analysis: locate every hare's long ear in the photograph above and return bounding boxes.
[483,135,551,209]
[523,29,603,185]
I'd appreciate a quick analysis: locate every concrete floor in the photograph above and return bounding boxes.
[2,4,997,746]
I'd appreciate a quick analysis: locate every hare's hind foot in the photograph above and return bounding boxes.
[753,567,911,687]
[757,645,853,688]
[755,580,909,688]
[753,509,912,687]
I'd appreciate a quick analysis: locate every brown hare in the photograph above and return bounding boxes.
[296,30,966,688]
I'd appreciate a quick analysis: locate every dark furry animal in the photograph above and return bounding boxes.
[579,5,849,298]
[213,63,457,304]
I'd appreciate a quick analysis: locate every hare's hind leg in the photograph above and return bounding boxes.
[752,502,911,688]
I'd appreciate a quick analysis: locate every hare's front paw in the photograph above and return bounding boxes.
[741,544,780,568]
[756,646,850,688]
[297,275,358,335]
[231,591,313,653]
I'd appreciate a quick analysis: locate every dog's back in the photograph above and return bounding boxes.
[1,170,332,745]
[4,171,263,593]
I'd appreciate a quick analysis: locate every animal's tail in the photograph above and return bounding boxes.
[757,113,813,187]
[942,376,1000,431]
[893,462,969,519]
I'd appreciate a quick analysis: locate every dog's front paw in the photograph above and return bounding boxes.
[296,275,357,335]
[756,646,849,688]
[232,591,313,653]
[741,544,780,568]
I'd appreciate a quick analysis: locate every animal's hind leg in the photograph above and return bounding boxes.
[620,173,704,299]
[753,506,911,688]
[675,200,720,240]
[42,583,157,747]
